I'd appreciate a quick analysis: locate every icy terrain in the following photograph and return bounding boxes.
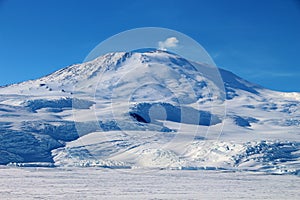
[0,167,299,199]
[0,50,299,177]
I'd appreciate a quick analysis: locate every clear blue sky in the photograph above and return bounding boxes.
[0,0,299,91]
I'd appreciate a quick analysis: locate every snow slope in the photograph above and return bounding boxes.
[0,50,299,175]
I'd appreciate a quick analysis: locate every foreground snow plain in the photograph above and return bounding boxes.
[0,167,299,199]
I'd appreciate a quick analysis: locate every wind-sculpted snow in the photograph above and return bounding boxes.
[21,121,79,141]
[219,69,261,97]
[129,102,221,126]
[23,98,95,112]
[0,129,62,164]
[0,50,299,176]
[233,141,300,175]
[230,115,259,127]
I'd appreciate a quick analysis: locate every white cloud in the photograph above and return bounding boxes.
[158,37,179,50]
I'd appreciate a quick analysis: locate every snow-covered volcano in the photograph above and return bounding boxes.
[0,50,299,175]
